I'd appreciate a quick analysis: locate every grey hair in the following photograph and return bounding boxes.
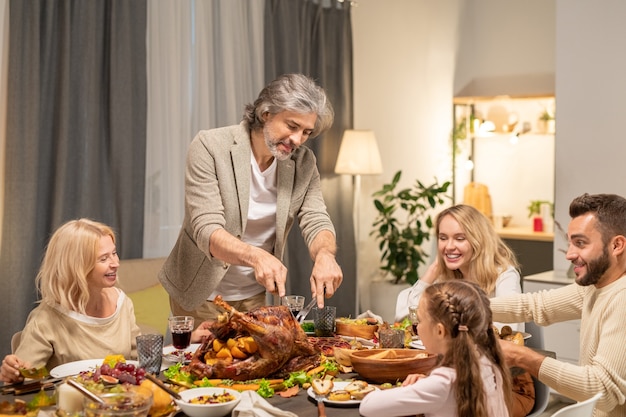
[242,73,334,137]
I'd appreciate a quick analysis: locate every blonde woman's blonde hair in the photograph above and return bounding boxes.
[435,205,519,295]
[36,218,116,314]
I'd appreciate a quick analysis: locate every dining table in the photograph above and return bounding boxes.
[0,372,366,417]
[0,343,555,417]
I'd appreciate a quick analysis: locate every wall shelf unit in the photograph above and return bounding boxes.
[451,95,556,229]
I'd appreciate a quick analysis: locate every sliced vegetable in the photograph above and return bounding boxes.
[19,367,49,379]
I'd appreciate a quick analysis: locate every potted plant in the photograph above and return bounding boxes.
[528,200,554,232]
[370,170,451,285]
[537,108,555,134]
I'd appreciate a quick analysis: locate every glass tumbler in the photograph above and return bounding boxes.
[379,328,405,348]
[136,334,163,375]
[313,306,336,337]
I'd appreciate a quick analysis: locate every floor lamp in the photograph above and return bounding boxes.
[334,130,383,317]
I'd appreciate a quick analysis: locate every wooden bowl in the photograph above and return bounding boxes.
[350,349,438,384]
[335,321,379,339]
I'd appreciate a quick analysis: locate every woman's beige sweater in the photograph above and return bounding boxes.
[14,289,140,371]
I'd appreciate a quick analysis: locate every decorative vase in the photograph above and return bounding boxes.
[369,280,411,324]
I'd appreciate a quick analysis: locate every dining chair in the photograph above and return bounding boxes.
[524,321,551,417]
[550,392,602,417]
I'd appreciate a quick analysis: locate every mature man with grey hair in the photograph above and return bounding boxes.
[159,73,343,326]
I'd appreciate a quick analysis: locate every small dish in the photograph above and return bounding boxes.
[306,381,378,406]
[174,387,241,417]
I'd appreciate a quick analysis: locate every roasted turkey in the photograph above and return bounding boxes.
[187,296,321,380]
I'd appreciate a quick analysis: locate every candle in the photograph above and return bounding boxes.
[56,382,84,413]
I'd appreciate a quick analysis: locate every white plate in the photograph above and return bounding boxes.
[162,343,201,364]
[307,381,378,406]
[409,339,425,350]
[50,359,139,378]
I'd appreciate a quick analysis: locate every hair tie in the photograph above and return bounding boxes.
[458,325,469,332]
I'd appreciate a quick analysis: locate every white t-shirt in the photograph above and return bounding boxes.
[210,154,278,300]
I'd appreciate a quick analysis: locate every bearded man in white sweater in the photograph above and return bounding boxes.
[491,193,626,417]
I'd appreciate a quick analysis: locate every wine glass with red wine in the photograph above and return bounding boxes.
[168,316,194,364]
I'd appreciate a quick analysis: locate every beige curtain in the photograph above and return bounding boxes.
[0,0,147,358]
[144,0,265,258]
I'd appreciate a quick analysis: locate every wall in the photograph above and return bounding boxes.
[553,0,626,272]
[351,0,462,312]
[352,0,556,312]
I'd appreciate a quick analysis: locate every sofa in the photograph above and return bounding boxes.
[116,257,170,337]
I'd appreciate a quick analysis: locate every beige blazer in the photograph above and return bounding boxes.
[159,123,335,310]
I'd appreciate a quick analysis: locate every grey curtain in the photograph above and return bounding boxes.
[0,0,147,358]
[264,0,356,318]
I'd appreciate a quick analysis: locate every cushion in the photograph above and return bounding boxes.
[126,283,170,335]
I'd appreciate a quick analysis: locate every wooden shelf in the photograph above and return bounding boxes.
[496,226,554,242]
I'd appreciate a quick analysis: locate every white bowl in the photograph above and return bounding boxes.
[174,387,241,417]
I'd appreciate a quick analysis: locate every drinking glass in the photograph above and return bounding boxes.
[281,295,305,317]
[136,334,163,375]
[313,306,336,337]
[379,328,405,348]
[168,316,194,364]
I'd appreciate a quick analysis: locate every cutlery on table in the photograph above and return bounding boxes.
[295,298,317,323]
[66,379,106,405]
[144,373,183,401]
[311,378,333,417]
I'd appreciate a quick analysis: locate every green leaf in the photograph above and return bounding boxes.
[371,170,450,285]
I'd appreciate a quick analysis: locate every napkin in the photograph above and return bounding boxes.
[357,309,383,324]
[232,391,298,417]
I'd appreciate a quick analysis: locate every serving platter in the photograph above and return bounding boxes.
[50,359,139,378]
[409,332,531,350]
[306,381,378,406]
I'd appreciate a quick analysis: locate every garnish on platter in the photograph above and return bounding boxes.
[76,357,147,386]
[63,356,176,417]
[161,356,340,398]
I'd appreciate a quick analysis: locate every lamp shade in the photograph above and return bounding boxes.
[334,129,383,175]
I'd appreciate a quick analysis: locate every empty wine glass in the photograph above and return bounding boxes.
[168,316,194,364]
[281,295,305,318]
